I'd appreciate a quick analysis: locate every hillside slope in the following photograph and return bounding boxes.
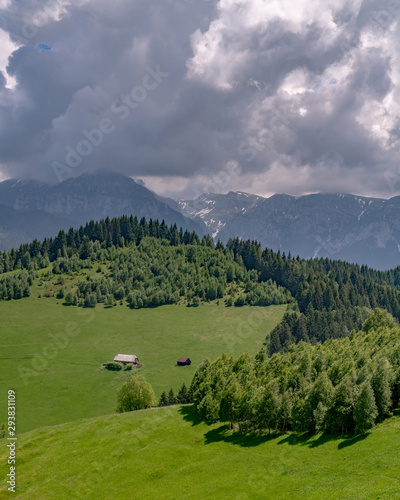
[1,405,399,499]
[0,291,285,432]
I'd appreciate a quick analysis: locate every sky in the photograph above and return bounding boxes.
[0,0,399,199]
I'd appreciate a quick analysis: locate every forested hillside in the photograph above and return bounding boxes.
[0,216,290,309]
[227,239,400,352]
[191,309,400,435]
[1,216,400,354]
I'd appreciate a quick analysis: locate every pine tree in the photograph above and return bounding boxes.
[177,383,190,404]
[158,391,169,407]
[168,388,177,405]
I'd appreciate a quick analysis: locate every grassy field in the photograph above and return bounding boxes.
[0,405,399,499]
[0,292,285,432]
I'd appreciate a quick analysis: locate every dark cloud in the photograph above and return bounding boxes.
[0,0,399,198]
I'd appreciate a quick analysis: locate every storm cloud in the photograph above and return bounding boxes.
[0,0,399,198]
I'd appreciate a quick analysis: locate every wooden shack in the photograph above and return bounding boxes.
[113,354,139,365]
[177,356,191,366]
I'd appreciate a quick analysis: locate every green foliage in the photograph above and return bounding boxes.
[325,377,355,434]
[0,271,35,301]
[371,359,392,420]
[191,310,400,435]
[177,383,191,404]
[362,308,398,333]
[168,389,177,405]
[354,382,378,433]
[4,213,400,360]
[116,375,156,412]
[67,238,291,310]
[158,391,169,407]
[227,238,400,351]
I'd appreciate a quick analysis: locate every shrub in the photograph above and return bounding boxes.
[116,375,156,412]
[104,362,124,371]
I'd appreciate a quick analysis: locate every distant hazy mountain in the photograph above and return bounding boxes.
[0,172,206,250]
[3,171,400,270]
[179,191,400,270]
[0,204,70,251]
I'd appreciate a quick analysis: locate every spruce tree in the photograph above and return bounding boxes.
[168,389,177,405]
[177,383,190,404]
[158,391,169,407]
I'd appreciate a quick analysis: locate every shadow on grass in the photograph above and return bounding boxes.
[179,405,373,449]
[204,425,278,447]
[179,405,204,426]
[337,433,370,449]
[277,431,370,449]
[179,406,281,446]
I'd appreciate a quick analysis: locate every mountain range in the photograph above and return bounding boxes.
[178,191,400,270]
[0,172,205,251]
[1,171,400,270]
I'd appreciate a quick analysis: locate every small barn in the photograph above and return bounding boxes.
[113,354,139,365]
[177,357,191,366]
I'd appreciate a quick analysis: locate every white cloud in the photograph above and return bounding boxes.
[0,29,18,88]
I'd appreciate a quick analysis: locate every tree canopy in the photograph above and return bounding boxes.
[190,309,400,435]
[116,375,156,413]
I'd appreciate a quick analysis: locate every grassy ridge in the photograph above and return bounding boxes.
[0,293,285,432]
[1,405,399,499]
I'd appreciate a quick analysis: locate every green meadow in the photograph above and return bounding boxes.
[0,405,399,499]
[0,292,286,432]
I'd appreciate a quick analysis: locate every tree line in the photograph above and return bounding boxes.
[226,238,400,352]
[0,271,34,300]
[158,383,192,406]
[190,309,400,435]
[58,237,290,309]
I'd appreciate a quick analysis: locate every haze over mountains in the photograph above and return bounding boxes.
[0,172,205,250]
[1,172,400,270]
[179,191,400,270]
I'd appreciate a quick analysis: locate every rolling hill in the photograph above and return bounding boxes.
[1,405,399,499]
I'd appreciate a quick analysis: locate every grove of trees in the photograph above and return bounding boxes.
[190,309,400,435]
